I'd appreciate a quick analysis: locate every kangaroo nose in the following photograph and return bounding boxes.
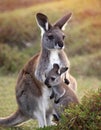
[58,41,64,48]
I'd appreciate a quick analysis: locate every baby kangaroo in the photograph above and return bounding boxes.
[45,64,79,120]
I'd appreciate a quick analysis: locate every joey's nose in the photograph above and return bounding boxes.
[45,79,51,88]
[45,79,48,85]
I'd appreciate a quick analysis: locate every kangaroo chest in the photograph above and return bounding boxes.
[35,50,62,82]
[49,50,60,67]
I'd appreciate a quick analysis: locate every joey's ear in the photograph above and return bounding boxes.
[60,67,68,75]
[54,12,72,30]
[53,64,60,72]
[36,13,52,33]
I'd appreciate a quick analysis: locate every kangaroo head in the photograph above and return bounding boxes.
[45,64,68,87]
[36,13,72,50]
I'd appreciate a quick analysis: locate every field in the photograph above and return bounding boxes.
[0,0,101,129]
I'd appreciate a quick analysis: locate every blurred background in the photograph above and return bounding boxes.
[0,0,101,127]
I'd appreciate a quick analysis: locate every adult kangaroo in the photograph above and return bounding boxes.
[0,12,77,128]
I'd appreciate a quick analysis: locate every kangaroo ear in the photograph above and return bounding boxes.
[54,12,72,30]
[36,13,52,34]
[60,67,68,75]
[53,64,60,72]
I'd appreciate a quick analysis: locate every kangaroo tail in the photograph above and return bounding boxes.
[0,109,28,127]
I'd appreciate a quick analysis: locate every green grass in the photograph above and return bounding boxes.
[70,52,101,78]
[0,75,100,130]
[77,76,100,99]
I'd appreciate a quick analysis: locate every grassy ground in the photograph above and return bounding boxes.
[0,75,100,130]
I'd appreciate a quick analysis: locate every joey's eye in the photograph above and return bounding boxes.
[51,77,55,81]
[48,34,54,40]
[63,35,65,40]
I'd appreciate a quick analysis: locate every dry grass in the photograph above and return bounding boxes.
[0,0,55,12]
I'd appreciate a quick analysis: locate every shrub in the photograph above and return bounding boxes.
[0,44,29,74]
[37,89,101,130]
[70,52,101,78]
[56,89,101,130]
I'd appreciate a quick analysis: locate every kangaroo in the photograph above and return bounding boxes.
[45,64,79,120]
[0,12,76,128]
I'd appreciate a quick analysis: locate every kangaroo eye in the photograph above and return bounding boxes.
[48,34,54,40]
[51,77,55,81]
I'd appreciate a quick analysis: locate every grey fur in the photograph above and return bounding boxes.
[44,64,79,120]
[35,13,71,82]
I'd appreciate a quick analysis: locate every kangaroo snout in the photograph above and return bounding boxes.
[57,41,64,49]
[44,79,51,88]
